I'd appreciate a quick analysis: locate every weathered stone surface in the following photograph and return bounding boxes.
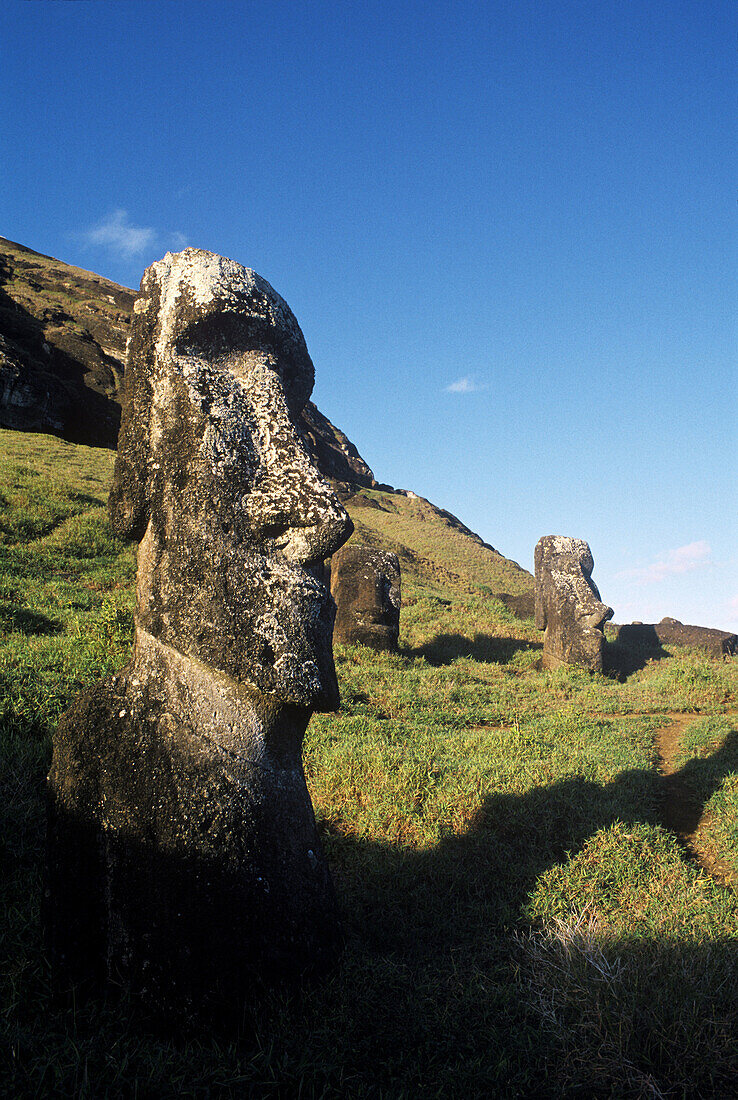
[534,536,613,671]
[330,544,401,651]
[617,620,737,658]
[47,249,353,1020]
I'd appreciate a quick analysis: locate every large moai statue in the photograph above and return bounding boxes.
[47,249,353,1019]
[534,536,613,671]
[330,544,401,651]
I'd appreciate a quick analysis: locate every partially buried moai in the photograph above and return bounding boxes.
[47,249,353,1019]
[534,536,613,672]
[330,544,401,652]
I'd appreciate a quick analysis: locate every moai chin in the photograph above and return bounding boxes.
[330,544,401,651]
[534,536,613,672]
[47,250,353,1020]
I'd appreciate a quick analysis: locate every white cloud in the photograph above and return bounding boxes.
[617,541,712,585]
[81,211,188,261]
[83,209,156,258]
[445,375,486,394]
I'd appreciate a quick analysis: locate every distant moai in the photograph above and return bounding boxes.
[47,249,353,1020]
[617,618,738,658]
[534,536,613,671]
[330,544,401,651]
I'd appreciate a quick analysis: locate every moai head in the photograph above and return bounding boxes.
[109,249,352,709]
[534,536,613,671]
[330,544,401,651]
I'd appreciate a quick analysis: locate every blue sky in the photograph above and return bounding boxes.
[3,0,736,629]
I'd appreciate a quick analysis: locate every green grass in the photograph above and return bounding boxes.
[346,489,533,596]
[2,429,738,1097]
[669,715,738,880]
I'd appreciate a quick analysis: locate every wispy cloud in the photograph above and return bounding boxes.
[617,541,712,585]
[83,209,156,258]
[445,375,486,394]
[81,210,188,261]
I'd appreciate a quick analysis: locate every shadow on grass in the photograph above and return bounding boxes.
[309,735,738,1092]
[0,602,62,635]
[405,632,542,666]
[326,732,738,961]
[5,725,738,1096]
[604,631,669,679]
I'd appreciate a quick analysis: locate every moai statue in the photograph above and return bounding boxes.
[330,544,401,651]
[534,536,613,671]
[47,250,353,1019]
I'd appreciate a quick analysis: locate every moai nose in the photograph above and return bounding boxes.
[591,599,614,631]
[245,456,353,566]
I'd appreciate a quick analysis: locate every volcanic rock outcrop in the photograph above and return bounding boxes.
[0,238,131,446]
[535,536,613,671]
[47,249,353,1020]
[330,544,401,651]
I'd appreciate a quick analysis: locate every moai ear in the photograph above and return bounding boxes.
[534,538,547,631]
[108,292,156,542]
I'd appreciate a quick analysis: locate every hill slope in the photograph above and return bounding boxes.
[345,487,532,599]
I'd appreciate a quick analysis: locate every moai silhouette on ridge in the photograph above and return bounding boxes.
[534,535,613,671]
[47,249,353,1021]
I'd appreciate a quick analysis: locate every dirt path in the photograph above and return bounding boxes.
[582,709,737,884]
[655,713,701,836]
[655,712,738,885]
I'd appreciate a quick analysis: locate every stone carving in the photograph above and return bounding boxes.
[617,619,737,658]
[47,249,353,1019]
[330,544,401,651]
[534,536,613,671]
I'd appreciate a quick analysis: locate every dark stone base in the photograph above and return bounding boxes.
[47,662,341,1026]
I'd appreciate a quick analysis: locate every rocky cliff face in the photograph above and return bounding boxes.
[0,237,376,487]
[299,400,375,489]
[0,238,132,447]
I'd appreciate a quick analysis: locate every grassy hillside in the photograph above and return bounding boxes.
[2,430,738,1098]
[344,488,533,598]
